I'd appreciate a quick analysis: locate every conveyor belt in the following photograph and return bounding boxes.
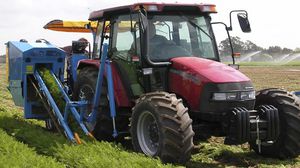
[29,76,66,137]
[30,69,94,143]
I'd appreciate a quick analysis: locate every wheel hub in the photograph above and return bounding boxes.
[148,122,159,146]
[137,111,159,156]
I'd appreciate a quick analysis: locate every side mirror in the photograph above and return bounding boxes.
[228,10,251,33]
[237,13,251,32]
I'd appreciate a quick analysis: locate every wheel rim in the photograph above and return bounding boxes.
[79,84,95,130]
[79,84,94,117]
[137,111,159,156]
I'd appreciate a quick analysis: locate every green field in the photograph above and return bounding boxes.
[0,63,299,168]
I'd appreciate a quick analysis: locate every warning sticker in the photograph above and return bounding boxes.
[26,65,34,74]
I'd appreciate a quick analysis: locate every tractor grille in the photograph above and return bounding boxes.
[197,82,255,122]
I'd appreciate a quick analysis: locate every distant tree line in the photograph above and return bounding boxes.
[219,36,297,59]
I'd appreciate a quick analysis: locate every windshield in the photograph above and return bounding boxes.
[147,14,217,62]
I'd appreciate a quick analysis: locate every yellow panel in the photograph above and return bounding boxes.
[44,20,98,33]
[63,21,97,28]
[44,20,134,33]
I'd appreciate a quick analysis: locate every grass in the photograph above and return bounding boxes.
[0,109,173,168]
[0,63,300,167]
[239,66,300,91]
[0,128,64,168]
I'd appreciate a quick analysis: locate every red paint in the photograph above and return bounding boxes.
[169,70,204,111]
[79,57,251,111]
[78,59,131,107]
[169,57,250,111]
[89,2,216,20]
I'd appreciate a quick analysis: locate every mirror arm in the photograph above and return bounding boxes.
[228,10,248,31]
[211,22,235,64]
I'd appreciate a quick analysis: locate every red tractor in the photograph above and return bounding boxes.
[50,3,300,163]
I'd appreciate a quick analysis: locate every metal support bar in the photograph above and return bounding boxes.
[89,44,108,122]
[88,43,118,138]
[34,71,75,142]
[49,71,90,136]
[106,60,118,137]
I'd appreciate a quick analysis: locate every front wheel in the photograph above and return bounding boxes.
[250,88,300,158]
[130,92,194,164]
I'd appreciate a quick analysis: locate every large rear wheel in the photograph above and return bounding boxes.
[74,67,113,141]
[130,92,194,164]
[250,88,300,158]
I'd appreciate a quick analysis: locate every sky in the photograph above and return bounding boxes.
[1,0,300,55]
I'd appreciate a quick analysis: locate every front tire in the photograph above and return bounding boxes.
[130,92,194,164]
[250,88,300,158]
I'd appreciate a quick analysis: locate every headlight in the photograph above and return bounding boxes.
[240,91,256,100]
[212,90,255,101]
[212,92,237,101]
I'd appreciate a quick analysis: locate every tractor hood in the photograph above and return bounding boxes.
[170,57,250,83]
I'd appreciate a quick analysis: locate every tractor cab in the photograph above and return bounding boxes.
[88,3,224,96]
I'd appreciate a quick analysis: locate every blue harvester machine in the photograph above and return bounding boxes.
[6,40,116,143]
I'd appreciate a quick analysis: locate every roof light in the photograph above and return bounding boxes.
[147,5,158,11]
[134,4,159,12]
[201,5,217,13]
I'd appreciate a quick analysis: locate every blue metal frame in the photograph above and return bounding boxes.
[49,71,90,135]
[69,54,88,83]
[7,41,118,142]
[7,41,65,119]
[34,71,75,142]
[88,43,118,137]
[33,69,93,141]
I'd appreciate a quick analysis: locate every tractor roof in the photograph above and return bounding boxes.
[89,2,217,21]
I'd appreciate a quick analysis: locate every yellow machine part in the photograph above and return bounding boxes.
[44,20,98,33]
[44,20,134,33]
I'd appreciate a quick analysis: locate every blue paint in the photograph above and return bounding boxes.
[7,40,95,142]
[34,71,75,142]
[7,41,65,119]
[49,70,90,135]
[88,43,118,137]
[7,40,118,142]
[293,91,300,98]
[89,44,108,122]
[69,54,88,86]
